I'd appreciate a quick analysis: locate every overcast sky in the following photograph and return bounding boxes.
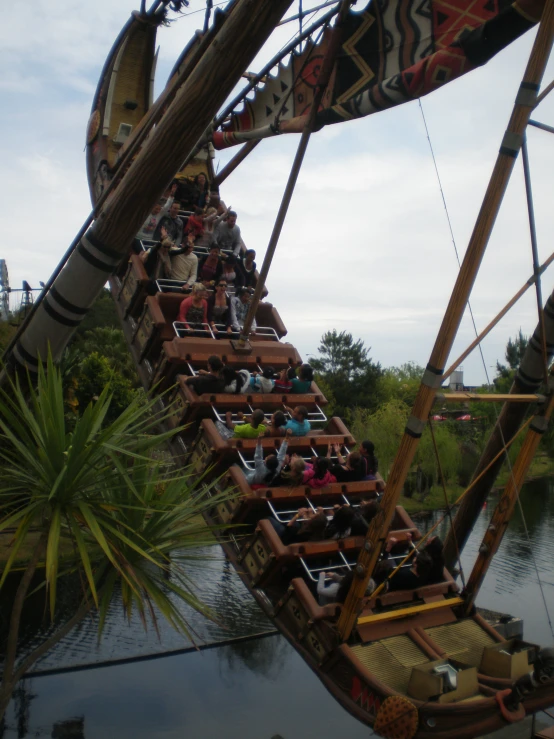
[2,0,554,385]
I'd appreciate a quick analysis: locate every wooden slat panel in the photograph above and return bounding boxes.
[357,597,463,626]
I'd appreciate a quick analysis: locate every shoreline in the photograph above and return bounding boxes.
[399,455,554,516]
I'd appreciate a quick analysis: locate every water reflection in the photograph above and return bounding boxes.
[420,477,554,646]
[2,637,371,739]
[3,478,554,738]
[216,632,289,687]
[19,547,272,674]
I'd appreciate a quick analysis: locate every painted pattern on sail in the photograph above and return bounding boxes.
[213,0,544,150]
[218,30,332,145]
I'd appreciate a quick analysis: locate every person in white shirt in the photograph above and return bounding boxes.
[171,240,198,288]
[213,211,241,255]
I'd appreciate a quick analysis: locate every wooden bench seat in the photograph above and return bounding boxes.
[133,293,288,367]
[166,376,328,427]
[240,518,366,586]
[187,417,356,471]
[357,569,459,636]
[152,338,302,390]
[240,519,419,587]
[215,466,380,524]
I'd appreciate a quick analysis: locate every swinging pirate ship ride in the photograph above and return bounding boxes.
[5,0,554,736]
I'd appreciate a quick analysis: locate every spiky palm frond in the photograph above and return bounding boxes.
[0,354,237,640]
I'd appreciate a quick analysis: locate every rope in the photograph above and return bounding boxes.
[419,100,554,640]
[428,417,466,590]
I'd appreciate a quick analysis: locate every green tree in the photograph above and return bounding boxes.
[495,329,529,392]
[377,362,424,407]
[74,352,136,422]
[0,320,17,355]
[78,327,137,384]
[73,288,120,336]
[350,399,409,479]
[0,356,229,719]
[310,330,382,417]
[415,422,462,488]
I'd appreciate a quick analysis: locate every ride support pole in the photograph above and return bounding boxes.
[237,0,353,347]
[337,0,554,641]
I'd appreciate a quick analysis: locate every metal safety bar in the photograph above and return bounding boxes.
[250,326,279,341]
[267,500,305,523]
[156,281,238,296]
[139,238,233,258]
[300,552,359,583]
[173,321,215,339]
[211,405,256,424]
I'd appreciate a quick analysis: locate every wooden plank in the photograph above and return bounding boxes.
[357,597,463,626]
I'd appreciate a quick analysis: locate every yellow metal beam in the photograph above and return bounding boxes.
[435,393,545,403]
[357,597,463,626]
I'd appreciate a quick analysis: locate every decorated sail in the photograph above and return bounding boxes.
[214,0,545,149]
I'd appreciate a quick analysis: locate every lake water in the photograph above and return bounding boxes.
[3,478,554,739]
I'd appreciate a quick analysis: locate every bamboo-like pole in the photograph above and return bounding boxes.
[337,0,554,641]
[463,376,554,613]
[278,0,338,26]
[435,392,546,403]
[535,77,554,106]
[236,0,351,346]
[528,119,554,134]
[212,140,261,187]
[443,250,554,381]
[522,134,549,385]
[443,287,554,568]
[8,0,294,370]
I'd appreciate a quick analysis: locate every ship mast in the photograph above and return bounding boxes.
[336,0,554,641]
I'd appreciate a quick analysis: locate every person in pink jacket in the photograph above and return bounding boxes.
[302,456,337,489]
[178,283,208,331]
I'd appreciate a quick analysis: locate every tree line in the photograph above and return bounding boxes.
[310,328,552,501]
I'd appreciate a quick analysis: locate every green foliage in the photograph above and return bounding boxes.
[74,288,120,336]
[0,354,229,641]
[495,329,529,391]
[415,422,462,486]
[74,353,136,422]
[350,399,409,478]
[76,327,137,384]
[0,320,17,356]
[310,330,382,417]
[351,400,462,500]
[377,362,424,407]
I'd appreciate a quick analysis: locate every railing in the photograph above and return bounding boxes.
[140,238,234,258]
[173,321,278,341]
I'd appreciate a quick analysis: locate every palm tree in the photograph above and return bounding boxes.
[0,355,230,719]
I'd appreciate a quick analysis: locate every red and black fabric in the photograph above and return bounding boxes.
[213,0,544,149]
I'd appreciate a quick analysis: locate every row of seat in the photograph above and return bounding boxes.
[239,518,419,588]
[131,288,287,362]
[186,417,355,471]
[215,466,380,525]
